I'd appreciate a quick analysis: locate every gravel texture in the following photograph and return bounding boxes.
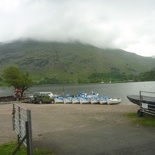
[0,102,139,146]
[2,103,155,155]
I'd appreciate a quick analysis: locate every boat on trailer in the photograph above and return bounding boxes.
[127,91,155,117]
[127,95,155,106]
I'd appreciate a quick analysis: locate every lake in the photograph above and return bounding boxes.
[0,81,155,105]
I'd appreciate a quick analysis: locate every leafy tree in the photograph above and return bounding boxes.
[2,66,33,98]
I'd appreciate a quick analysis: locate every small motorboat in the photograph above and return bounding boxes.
[72,97,80,104]
[87,91,99,99]
[78,92,87,98]
[90,96,99,104]
[99,96,108,105]
[54,96,64,104]
[79,97,90,104]
[64,96,72,104]
[107,98,121,105]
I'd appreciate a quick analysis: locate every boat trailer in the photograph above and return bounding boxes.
[138,91,155,117]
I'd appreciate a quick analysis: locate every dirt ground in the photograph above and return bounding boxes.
[1,103,155,155]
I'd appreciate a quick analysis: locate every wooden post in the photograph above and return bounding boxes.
[26,110,33,155]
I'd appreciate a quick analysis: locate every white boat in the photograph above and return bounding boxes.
[78,92,87,98]
[54,96,64,104]
[99,96,108,104]
[72,97,80,104]
[79,97,90,104]
[107,98,121,105]
[90,97,99,104]
[64,96,72,104]
[87,91,99,99]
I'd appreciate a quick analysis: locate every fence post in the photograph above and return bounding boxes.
[26,110,33,155]
[12,104,15,130]
[18,106,21,144]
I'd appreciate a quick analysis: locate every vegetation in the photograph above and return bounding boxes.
[2,66,33,97]
[39,77,62,84]
[0,40,155,84]
[88,67,155,83]
[137,68,155,81]
[0,141,53,155]
[125,112,155,127]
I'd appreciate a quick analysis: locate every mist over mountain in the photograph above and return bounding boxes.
[0,40,155,83]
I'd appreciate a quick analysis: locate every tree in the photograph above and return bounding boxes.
[2,66,34,98]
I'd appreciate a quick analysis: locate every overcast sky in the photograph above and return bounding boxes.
[0,0,155,57]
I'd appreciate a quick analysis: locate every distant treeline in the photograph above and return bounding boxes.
[38,68,155,84]
[88,68,155,83]
[1,68,154,86]
[136,68,155,81]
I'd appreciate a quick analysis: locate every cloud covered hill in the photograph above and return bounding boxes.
[0,40,155,83]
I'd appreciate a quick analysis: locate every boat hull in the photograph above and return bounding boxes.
[99,100,107,104]
[72,97,80,104]
[127,95,155,106]
[91,99,99,104]
[79,98,90,104]
[99,96,108,105]
[127,95,141,105]
[54,96,64,104]
[64,97,72,104]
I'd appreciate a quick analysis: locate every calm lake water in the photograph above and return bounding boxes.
[1,81,155,105]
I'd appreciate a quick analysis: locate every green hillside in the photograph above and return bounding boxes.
[0,40,155,83]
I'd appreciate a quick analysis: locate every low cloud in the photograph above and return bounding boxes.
[0,0,155,56]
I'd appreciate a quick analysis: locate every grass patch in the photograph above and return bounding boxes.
[124,112,155,127]
[0,141,53,155]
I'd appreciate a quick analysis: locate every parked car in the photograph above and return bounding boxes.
[32,92,55,104]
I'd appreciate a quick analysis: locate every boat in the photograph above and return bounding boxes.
[127,95,155,106]
[79,97,90,104]
[127,95,141,105]
[99,96,108,104]
[127,91,155,116]
[54,96,64,104]
[64,96,72,104]
[109,78,111,84]
[90,96,99,104]
[107,98,121,105]
[72,97,80,104]
[78,92,87,98]
[87,91,99,99]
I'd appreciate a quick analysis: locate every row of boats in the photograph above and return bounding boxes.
[53,92,121,105]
